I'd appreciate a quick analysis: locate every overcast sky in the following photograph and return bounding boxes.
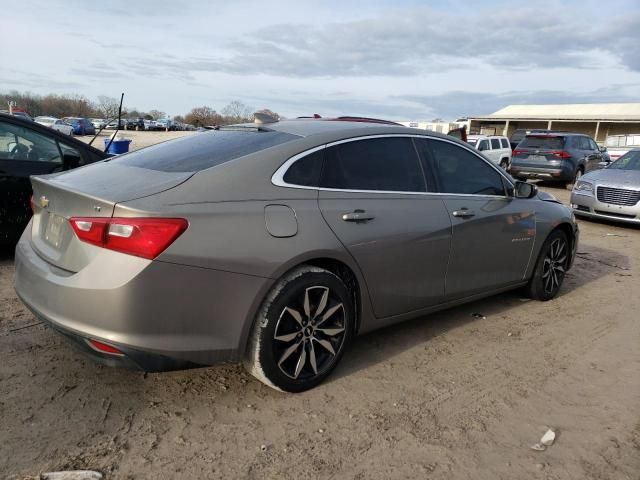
[2,0,639,120]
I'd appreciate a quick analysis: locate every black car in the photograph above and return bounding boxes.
[0,113,109,245]
[126,118,145,131]
[510,132,605,187]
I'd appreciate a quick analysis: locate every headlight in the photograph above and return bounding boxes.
[573,180,594,194]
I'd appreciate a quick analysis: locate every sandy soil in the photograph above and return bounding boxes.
[1,183,639,479]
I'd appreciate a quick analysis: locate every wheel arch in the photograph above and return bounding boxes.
[237,255,367,360]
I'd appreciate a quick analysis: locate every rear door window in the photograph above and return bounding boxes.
[283,149,324,187]
[113,129,298,172]
[424,139,506,196]
[500,138,509,148]
[321,137,426,192]
[490,138,501,149]
[519,136,565,150]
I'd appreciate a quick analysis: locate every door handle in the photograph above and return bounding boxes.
[342,209,375,222]
[452,209,475,218]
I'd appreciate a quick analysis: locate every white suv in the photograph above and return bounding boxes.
[467,135,512,169]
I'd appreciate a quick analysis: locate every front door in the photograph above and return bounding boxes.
[0,120,64,242]
[418,137,536,299]
[317,136,452,318]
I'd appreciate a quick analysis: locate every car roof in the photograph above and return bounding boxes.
[233,118,459,142]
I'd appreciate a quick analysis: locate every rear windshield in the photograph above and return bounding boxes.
[112,129,298,172]
[466,139,478,146]
[519,135,565,150]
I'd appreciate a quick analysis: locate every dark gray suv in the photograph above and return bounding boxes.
[511,133,605,186]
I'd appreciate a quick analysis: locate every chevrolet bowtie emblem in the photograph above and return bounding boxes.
[39,196,49,208]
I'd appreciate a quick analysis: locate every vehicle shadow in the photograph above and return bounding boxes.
[330,241,630,383]
[0,246,15,265]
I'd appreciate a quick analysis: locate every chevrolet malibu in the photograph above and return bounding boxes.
[15,119,578,392]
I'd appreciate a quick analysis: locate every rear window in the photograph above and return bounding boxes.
[490,138,501,149]
[519,136,565,150]
[112,129,298,172]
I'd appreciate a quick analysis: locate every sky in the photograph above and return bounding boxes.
[2,0,639,120]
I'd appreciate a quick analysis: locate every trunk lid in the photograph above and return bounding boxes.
[30,162,192,272]
[512,135,569,165]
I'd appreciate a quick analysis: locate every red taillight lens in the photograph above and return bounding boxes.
[69,217,187,259]
[513,149,526,156]
[87,339,124,356]
[551,150,572,159]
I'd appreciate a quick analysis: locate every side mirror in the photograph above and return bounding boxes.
[62,153,81,171]
[598,161,610,168]
[514,181,538,199]
[599,146,607,153]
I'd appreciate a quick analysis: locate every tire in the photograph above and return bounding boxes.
[244,266,354,392]
[499,158,509,170]
[566,167,584,190]
[524,229,569,301]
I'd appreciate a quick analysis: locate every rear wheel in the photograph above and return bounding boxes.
[499,158,509,170]
[524,229,569,301]
[245,266,354,392]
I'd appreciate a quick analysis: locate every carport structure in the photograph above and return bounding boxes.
[469,103,640,144]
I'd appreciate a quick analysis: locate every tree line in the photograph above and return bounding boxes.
[1,90,281,127]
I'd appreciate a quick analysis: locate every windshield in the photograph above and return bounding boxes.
[607,150,640,170]
[519,135,565,150]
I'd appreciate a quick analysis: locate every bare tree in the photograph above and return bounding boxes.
[97,95,121,119]
[222,100,253,123]
[148,109,166,120]
[185,106,222,127]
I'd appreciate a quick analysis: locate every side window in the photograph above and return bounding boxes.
[578,137,590,150]
[500,138,509,148]
[589,139,599,151]
[490,138,501,149]
[477,139,490,151]
[321,137,425,192]
[283,149,324,187]
[0,121,62,163]
[426,139,506,196]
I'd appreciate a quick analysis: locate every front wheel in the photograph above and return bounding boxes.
[245,266,354,392]
[524,230,569,301]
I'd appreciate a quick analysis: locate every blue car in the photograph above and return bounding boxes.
[62,117,96,136]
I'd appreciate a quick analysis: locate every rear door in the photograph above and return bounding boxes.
[418,138,536,299]
[317,136,452,318]
[585,137,603,172]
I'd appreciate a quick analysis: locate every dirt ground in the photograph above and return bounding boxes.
[1,178,639,478]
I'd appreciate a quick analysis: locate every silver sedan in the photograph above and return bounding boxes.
[14,119,578,392]
[570,148,640,225]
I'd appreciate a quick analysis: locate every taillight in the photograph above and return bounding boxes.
[551,150,572,159]
[69,217,187,259]
[87,339,124,356]
[513,149,526,156]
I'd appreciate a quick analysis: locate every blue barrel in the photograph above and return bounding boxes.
[104,138,132,154]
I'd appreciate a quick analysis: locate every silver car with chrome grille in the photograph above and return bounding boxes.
[570,148,640,224]
[15,118,578,392]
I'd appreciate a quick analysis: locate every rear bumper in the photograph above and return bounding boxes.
[511,162,573,181]
[14,226,272,370]
[570,192,640,224]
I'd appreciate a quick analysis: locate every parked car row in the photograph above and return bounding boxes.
[34,116,74,136]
